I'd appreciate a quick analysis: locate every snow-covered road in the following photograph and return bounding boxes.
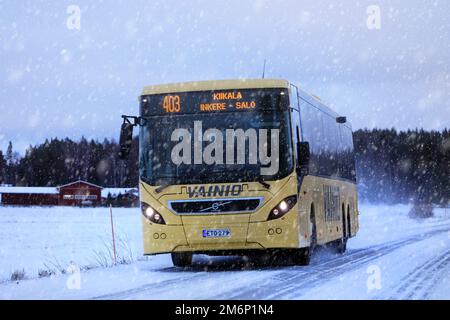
[90,228,450,300]
[0,204,449,299]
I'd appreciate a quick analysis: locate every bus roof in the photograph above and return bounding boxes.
[298,88,338,117]
[297,88,352,129]
[141,78,289,96]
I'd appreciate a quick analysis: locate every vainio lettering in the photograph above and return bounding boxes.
[186,184,243,198]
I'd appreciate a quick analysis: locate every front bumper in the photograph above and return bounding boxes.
[142,211,302,255]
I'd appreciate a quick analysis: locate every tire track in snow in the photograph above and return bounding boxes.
[384,249,450,300]
[218,228,450,300]
[92,257,279,300]
[92,227,450,300]
[223,238,418,299]
[92,270,208,300]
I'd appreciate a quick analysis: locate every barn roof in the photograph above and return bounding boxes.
[0,182,137,196]
[0,187,58,194]
[57,180,103,189]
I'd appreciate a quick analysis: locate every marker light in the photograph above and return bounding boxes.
[267,195,298,221]
[141,202,166,224]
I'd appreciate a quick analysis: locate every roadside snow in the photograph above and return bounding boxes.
[350,204,450,248]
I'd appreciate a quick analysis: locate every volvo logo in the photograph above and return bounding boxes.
[200,201,232,213]
[211,202,220,211]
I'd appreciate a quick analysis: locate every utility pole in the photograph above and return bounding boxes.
[109,204,117,264]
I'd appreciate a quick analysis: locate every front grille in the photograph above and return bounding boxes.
[169,197,263,215]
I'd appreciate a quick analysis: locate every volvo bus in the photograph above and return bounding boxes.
[118,79,359,267]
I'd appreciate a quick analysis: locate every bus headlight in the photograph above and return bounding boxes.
[141,202,166,224]
[267,195,297,221]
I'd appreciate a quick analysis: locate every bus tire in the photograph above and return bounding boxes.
[310,204,317,251]
[347,212,352,238]
[335,237,347,253]
[335,207,348,253]
[295,248,311,266]
[171,252,193,267]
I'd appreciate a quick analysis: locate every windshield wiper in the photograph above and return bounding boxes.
[256,176,271,189]
[243,173,271,189]
[150,172,270,192]
[155,181,174,194]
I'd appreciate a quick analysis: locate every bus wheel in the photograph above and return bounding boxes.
[171,252,193,267]
[335,237,347,254]
[310,204,317,251]
[295,248,311,266]
[335,209,348,254]
[347,212,352,238]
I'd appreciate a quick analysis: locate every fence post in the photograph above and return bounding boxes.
[109,204,117,264]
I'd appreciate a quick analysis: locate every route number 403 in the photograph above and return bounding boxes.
[163,95,180,113]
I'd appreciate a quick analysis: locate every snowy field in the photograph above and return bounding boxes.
[0,204,449,299]
[0,206,143,281]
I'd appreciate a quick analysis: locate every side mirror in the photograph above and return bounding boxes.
[297,141,310,168]
[118,122,134,159]
[336,116,347,124]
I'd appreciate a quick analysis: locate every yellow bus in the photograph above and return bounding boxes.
[118,79,359,267]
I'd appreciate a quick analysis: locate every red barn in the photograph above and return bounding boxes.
[0,187,59,206]
[58,180,103,206]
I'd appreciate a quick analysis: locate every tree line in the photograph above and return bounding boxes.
[353,128,449,205]
[0,138,138,188]
[0,128,449,205]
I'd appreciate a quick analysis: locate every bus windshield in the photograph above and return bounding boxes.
[139,90,294,185]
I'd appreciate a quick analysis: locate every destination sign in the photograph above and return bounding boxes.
[140,88,289,116]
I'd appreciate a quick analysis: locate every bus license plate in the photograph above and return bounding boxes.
[202,229,231,238]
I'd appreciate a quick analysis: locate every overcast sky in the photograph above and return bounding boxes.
[1,0,449,154]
